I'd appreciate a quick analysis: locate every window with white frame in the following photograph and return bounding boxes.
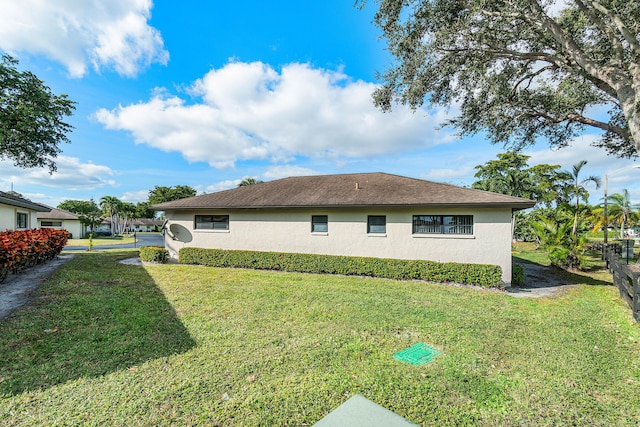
[194,215,229,230]
[367,215,386,234]
[311,215,328,232]
[412,215,473,235]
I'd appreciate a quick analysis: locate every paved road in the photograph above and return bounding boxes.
[63,233,165,251]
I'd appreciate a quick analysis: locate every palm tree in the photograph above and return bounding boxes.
[565,160,601,236]
[606,189,639,238]
[532,214,587,270]
[100,196,122,235]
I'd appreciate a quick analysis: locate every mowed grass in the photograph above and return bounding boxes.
[1,251,639,426]
[66,236,136,247]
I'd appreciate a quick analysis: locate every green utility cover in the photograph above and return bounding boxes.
[393,343,440,366]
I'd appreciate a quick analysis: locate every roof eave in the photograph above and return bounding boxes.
[0,197,51,212]
[153,202,537,211]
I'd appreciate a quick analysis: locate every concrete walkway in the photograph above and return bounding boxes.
[508,262,577,298]
[0,255,75,320]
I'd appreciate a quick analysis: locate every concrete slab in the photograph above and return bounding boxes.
[313,394,417,427]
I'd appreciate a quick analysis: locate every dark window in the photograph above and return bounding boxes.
[41,221,63,227]
[412,215,473,235]
[194,215,229,230]
[16,212,28,229]
[311,215,328,232]
[367,215,386,234]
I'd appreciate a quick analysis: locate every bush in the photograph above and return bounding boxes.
[0,229,70,283]
[179,248,504,288]
[139,246,169,264]
[512,264,525,286]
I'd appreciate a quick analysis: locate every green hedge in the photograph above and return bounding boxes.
[140,246,169,263]
[512,264,525,286]
[178,248,504,288]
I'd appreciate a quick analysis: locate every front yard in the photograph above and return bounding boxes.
[1,250,639,425]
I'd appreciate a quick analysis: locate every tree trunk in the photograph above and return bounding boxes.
[572,197,579,236]
[617,64,640,153]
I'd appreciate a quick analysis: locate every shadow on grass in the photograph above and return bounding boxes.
[0,251,196,396]
[513,255,611,288]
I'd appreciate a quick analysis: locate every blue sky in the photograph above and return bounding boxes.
[1,0,638,207]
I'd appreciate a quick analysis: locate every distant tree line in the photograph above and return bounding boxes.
[57,184,197,235]
[474,151,638,270]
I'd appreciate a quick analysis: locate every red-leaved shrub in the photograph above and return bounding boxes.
[0,229,70,283]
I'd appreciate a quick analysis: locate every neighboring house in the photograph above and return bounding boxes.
[37,206,85,238]
[0,191,51,231]
[129,218,163,232]
[95,219,112,234]
[94,218,162,234]
[152,173,535,285]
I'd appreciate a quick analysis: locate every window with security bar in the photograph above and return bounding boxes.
[412,215,473,235]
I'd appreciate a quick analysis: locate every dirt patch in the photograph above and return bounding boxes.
[508,262,578,298]
[0,255,75,320]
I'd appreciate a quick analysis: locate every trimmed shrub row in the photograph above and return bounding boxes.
[0,229,70,283]
[140,246,169,263]
[179,247,504,288]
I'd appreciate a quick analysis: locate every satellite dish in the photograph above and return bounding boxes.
[168,223,192,243]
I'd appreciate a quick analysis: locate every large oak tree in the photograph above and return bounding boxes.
[0,55,76,172]
[364,0,640,156]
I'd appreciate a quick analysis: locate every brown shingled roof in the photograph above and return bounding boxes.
[37,207,79,220]
[152,173,536,211]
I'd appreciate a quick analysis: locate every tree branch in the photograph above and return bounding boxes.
[525,0,627,91]
[528,109,630,139]
[585,0,640,57]
[574,0,625,65]
[511,64,557,99]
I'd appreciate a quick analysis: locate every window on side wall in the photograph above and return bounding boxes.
[367,215,386,234]
[16,212,28,229]
[412,215,473,235]
[194,215,229,230]
[41,221,63,227]
[311,215,328,232]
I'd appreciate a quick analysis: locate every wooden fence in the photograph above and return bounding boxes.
[602,244,640,322]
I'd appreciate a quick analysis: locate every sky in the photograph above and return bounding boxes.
[0,0,638,208]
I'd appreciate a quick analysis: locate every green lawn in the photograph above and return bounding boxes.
[1,250,639,425]
[66,236,136,247]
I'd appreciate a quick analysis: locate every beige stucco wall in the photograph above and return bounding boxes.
[163,207,515,284]
[0,204,38,231]
[38,219,84,238]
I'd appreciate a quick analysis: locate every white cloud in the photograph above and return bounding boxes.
[525,134,635,174]
[203,180,241,193]
[261,165,320,180]
[201,165,320,194]
[96,61,453,168]
[424,166,476,181]
[0,0,168,77]
[0,156,116,190]
[525,134,640,203]
[120,189,150,203]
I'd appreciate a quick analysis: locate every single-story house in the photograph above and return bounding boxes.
[0,191,51,231]
[128,218,164,232]
[95,218,163,234]
[152,173,536,285]
[37,206,85,238]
